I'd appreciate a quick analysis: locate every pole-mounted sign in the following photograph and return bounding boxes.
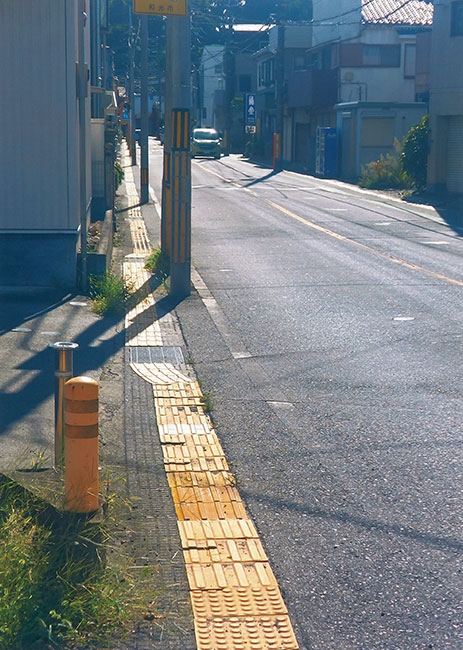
[245,93,256,125]
[133,0,187,16]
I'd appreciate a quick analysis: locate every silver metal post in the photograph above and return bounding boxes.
[50,342,79,467]
[78,0,88,291]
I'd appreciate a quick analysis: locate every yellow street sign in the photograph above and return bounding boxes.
[133,0,187,16]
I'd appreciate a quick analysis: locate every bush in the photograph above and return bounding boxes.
[401,115,430,191]
[359,139,411,190]
[89,270,132,316]
[144,247,170,280]
[245,134,264,159]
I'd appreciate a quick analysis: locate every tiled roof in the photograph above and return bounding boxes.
[362,0,434,25]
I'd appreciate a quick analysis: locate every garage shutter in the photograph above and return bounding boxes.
[447,116,463,193]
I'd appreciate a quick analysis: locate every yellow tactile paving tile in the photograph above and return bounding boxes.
[183,538,268,564]
[158,422,212,438]
[167,470,236,488]
[194,615,298,650]
[130,363,192,385]
[171,484,242,505]
[175,498,248,522]
[155,406,212,429]
[186,562,278,590]
[123,260,152,293]
[178,519,260,545]
[164,455,229,473]
[159,431,223,446]
[153,381,203,400]
[129,218,151,255]
[191,586,287,619]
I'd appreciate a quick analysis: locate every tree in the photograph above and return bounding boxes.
[401,115,430,191]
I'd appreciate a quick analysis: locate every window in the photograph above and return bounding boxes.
[293,55,305,71]
[340,44,400,67]
[404,44,416,78]
[363,44,400,67]
[214,63,223,73]
[451,1,463,36]
[258,59,274,87]
[239,74,251,92]
[218,79,224,90]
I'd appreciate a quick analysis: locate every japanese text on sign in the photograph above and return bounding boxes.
[133,0,187,16]
[245,93,256,125]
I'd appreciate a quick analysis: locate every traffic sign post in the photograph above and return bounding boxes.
[133,0,186,16]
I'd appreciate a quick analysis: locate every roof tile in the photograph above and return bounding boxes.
[362,0,434,25]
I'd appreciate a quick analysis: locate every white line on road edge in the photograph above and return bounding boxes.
[190,268,252,360]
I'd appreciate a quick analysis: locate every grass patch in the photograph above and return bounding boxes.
[144,247,170,280]
[0,476,145,649]
[200,390,214,414]
[89,271,132,316]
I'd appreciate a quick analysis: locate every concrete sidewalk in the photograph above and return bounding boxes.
[0,159,195,648]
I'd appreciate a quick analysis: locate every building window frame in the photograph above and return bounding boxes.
[451,1,463,36]
[404,43,416,78]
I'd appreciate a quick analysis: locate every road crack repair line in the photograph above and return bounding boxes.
[199,163,463,288]
[122,144,299,650]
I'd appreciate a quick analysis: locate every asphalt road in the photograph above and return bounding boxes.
[148,142,463,650]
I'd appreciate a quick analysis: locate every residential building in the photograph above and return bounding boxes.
[198,45,226,129]
[299,0,434,176]
[427,0,463,194]
[0,0,91,288]
[254,24,313,162]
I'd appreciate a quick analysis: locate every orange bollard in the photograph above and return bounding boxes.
[64,377,99,513]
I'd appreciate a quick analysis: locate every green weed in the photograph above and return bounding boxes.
[114,160,125,189]
[200,390,214,414]
[89,271,132,316]
[0,476,146,649]
[359,139,411,190]
[144,247,170,280]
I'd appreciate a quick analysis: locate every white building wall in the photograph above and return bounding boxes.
[200,45,225,128]
[312,0,362,47]
[0,0,83,231]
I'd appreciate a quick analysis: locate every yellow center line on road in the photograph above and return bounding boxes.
[197,162,463,288]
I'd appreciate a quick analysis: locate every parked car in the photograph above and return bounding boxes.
[191,128,221,159]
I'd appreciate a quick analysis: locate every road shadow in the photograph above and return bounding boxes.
[240,489,463,553]
[404,193,463,235]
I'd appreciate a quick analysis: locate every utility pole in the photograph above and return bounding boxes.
[140,15,149,204]
[223,21,234,156]
[128,8,136,165]
[275,22,285,172]
[78,0,88,292]
[168,13,191,298]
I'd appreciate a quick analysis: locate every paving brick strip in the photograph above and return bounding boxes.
[123,144,299,650]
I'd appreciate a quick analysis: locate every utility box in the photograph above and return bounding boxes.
[315,127,338,177]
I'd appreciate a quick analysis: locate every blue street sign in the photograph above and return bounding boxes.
[245,93,256,125]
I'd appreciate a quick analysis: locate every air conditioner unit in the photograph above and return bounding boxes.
[343,71,354,82]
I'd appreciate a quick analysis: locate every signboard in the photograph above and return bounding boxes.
[245,125,256,134]
[133,0,187,16]
[245,93,256,125]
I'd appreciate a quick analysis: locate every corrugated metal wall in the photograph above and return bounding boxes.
[0,0,80,230]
